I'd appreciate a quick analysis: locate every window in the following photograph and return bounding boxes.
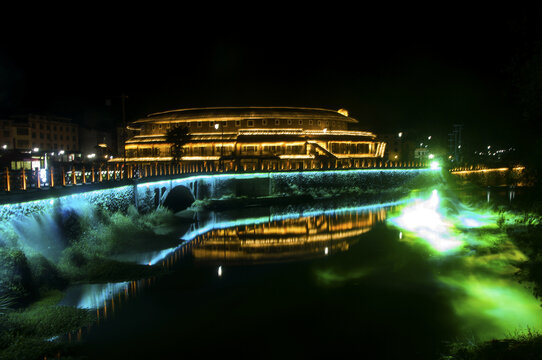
[262,119,268,126]
[298,120,303,125]
[247,120,254,127]
[209,121,215,127]
[235,120,241,127]
[222,121,227,127]
[16,128,28,135]
[197,122,202,128]
[287,119,292,125]
[242,145,257,153]
[309,120,313,125]
[275,119,280,125]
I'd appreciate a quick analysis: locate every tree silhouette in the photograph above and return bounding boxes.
[166,125,190,162]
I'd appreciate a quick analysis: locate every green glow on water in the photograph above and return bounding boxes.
[390,190,464,253]
[387,188,542,341]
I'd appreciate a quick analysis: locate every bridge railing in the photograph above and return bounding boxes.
[0,159,428,193]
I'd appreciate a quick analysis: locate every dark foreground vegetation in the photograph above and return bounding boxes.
[0,205,185,359]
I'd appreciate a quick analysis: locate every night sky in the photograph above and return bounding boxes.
[1,5,541,154]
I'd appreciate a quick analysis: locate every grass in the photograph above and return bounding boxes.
[442,329,542,360]
[0,290,95,360]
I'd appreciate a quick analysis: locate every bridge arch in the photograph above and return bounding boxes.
[162,184,195,212]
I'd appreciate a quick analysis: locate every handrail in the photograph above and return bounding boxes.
[0,159,428,193]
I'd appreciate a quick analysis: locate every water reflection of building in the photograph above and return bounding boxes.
[191,209,388,264]
[117,107,386,170]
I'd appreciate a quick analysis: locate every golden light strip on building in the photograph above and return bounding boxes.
[181,156,221,161]
[304,130,376,137]
[278,154,314,159]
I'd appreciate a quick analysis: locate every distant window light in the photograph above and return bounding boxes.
[247,120,254,127]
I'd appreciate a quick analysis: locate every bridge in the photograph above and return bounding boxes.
[0,161,441,224]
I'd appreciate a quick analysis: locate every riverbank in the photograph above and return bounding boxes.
[440,176,542,359]
[0,203,192,360]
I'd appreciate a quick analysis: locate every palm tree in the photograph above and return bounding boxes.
[165,125,190,162]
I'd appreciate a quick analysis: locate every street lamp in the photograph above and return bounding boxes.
[215,123,224,171]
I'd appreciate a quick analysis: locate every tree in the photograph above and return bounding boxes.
[165,125,190,162]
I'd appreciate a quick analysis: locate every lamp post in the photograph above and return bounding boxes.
[215,123,224,171]
[121,93,128,178]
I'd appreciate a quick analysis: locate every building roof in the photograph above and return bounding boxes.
[132,107,359,124]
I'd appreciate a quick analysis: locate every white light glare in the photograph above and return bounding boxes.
[218,266,223,277]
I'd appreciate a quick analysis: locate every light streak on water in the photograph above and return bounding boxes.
[389,190,463,253]
[388,188,542,340]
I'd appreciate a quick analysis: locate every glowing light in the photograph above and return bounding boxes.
[33,147,39,152]
[428,154,434,159]
[218,266,223,277]
[430,161,440,169]
[398,132,403,138]
[389,190,463,253]
[324,247,329,255]
[2,144,6,149]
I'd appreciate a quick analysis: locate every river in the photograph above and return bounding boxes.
[58,187,542,359]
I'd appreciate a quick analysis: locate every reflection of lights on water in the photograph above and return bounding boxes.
[390,190,463,253]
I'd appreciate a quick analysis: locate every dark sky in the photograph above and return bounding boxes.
[1,5,541,152]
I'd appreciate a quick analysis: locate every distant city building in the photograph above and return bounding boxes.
[0,114,79,153]
[79,126,116,161]
[380,132,416,162]
[114,107,386,170]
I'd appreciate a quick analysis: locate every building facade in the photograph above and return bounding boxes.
[117,107,386,170]
[0,114,79,153]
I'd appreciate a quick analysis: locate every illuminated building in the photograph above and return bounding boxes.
[117,107,386,170]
